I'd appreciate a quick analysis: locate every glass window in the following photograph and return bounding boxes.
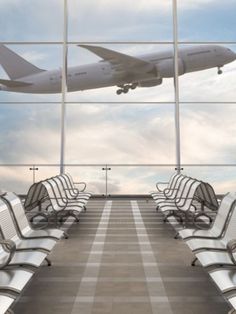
[178,0,236,41]
[65,103,176,164]
[0,45,63,102]
[180,104,236,164]
[66,44,175,103]
[0,0,63,41]
[0,103,61,164]
[68,0,173,41]
[178,44,236,102]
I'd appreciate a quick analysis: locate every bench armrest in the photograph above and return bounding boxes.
[163,188,178,198]
[0,239,16,269]
[64,187,79,194]
[227,239,236,264]
[156,182,168,192]
[175,197,195,204]
[74,182,86,192]
[48,196,69,205]
[30,212,50,229]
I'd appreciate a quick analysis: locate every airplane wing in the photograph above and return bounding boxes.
[0,79,33,88]
[79,45,152,69]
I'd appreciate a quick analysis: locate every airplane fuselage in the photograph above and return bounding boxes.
[0,45,235,94]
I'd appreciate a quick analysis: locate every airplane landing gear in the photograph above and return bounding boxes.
[116,83,138,95]
[217,66,223,75]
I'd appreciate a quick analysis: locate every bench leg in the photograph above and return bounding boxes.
[164,211,183,224]
[163,211,174,223]
[45,257,52,266]
[59,214,68,223]
[56,211,65,227]
[174,232,179,239]
[193,212,212,229]
[63,231,69,239]
[69,212,80,222]
[228,309,236,314]
[191,257,198,267]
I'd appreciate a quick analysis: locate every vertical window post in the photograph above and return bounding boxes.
[172,0,182,174]
[60,0,68,174]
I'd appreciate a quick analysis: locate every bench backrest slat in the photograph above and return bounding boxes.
[0,199,19,240]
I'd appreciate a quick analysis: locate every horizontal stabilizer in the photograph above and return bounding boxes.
[79,44,152,69]
[0,79,32,88]
[0,45,45,80]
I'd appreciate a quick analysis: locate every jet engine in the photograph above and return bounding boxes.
[138,78,163,87]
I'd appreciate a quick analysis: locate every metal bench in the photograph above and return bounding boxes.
[24,180,51,227]
[2,191,66,240]
[41,179,84,222]
[152,174,185,205]
[190,192,236,268]
[179,192,234,240]
[57,174,91,202]
[24,173,91,225]
[0,295,15,314]
[160,177,202,223]
[209,267,236,314]
[51,176,88,209]
[0,198,54,267]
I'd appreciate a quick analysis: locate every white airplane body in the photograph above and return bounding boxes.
[0,44,235,95]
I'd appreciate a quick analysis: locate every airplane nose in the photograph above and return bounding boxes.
[229,50,236,61]
[232,51,236,61]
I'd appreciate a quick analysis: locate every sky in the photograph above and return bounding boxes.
[0,0,236,194]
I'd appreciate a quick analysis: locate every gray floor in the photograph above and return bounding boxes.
[13,198,230,314]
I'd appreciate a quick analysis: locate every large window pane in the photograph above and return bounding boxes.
[65,103,176,164]
[0,0,63,41]
[180,104,236,164]
[67,44,175,103]
[68,0,173,41]
[178,0,236,41]
[178,44,236,102]
[0,45,63,103]
[0,104,61,164]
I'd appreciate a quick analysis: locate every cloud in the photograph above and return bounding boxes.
[21,51,47,63]
[68,0,230,17]
[179,58,236,102]
[180,105,236,164]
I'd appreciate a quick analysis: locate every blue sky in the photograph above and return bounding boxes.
[0,0,236,194]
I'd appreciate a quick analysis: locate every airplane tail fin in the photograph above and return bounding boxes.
[0,45,45,80]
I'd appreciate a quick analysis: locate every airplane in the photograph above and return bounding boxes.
[0,44,235,95]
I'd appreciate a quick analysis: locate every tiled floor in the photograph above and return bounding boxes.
[13,198,230,314]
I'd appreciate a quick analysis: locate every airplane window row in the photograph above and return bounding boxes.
[187,50,211,57]
[50,73,87,80]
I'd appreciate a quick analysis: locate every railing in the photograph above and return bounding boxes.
[0,163,235,196]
